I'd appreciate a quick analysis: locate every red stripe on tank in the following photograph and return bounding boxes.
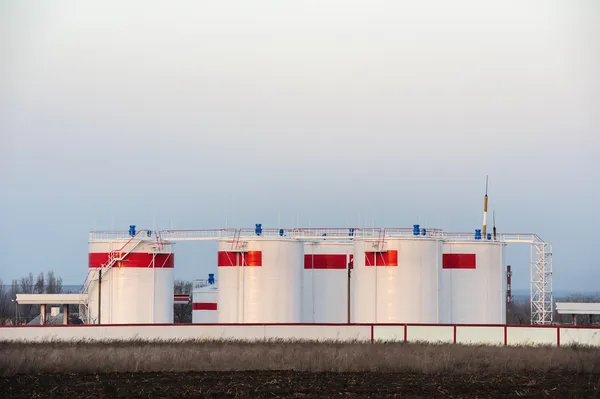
[442,254,476,269]
[217,251,262,267]
[304,254,349,269]
[174,294,190,303]
[192,303,217,310]
[88,253,174,268]
[365,250,398,266]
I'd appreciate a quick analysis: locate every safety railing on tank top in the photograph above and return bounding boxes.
[235,227,383,239]
[193,279,219,289]
[90,229,239,242]
[89,231,142,241]
[89,228,547,244]
[89,227,438,242]
[156,229,238,241]
[439,231,545,243]
[194,279,208,289]
[384,228,443,238]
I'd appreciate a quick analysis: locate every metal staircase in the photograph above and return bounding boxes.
[79,230,147,323]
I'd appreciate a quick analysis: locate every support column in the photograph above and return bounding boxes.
[63,304,69,325]
[40,304,46,325]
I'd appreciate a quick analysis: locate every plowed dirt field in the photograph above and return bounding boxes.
[3,371,599,398]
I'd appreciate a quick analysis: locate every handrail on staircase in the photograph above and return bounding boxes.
[80,230,149,294]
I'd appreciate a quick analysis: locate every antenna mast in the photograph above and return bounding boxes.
[493,210,497,241]
[482,176,489,237]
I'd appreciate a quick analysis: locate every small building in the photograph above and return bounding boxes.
[555,302,600,325]
[16,294,88,325]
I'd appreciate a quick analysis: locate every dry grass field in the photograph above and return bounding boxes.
[1,340,600,397]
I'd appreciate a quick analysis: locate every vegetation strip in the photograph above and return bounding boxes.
[1,340,599,377]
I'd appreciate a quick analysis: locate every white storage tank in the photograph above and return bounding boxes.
[86,238,174,324]
[352,237,441,323]
[217,238,303,323]
[192,275,218,324]
[439,240,506,324]
[303,241,353,323]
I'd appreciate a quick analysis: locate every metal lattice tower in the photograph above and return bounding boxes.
[530,242,553,324]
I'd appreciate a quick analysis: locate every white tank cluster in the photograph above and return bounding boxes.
[86,238,174,324]
[85,226,507,325]
[210,231,506,325]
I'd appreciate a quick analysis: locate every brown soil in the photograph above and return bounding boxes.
[3,371,599,398]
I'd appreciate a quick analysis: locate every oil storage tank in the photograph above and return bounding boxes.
[86,237,174,324]
[217,238,303,323]
[192,274,218,323]
[352,237,441,323]
[439,240,506,324]
[303,241,353,323]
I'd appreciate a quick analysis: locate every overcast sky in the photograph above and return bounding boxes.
[1,0,598,292]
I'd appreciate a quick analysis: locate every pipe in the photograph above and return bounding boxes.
[374,247,378,324]
[347,253,351,324]
[312,250,315,322]
[237,252,241,323]
[436,239,440,323]
[241,252,245,323]
[506,265,512,318]
[152,252,155,323]
[98,269,102,324]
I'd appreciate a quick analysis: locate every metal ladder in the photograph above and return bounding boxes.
[375,228,386,252]
[231,229,240,251]
[155,230,164,252]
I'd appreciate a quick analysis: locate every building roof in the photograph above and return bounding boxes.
[16,293,88,305]
[555,302,600,315]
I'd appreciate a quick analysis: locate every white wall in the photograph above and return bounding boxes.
[0,325,370,343]
[371,325,600,347]
[1,324,599,347]
[264,325,371,342]
[560,328,600,346]
[456,326,504,345]
[407,325,454,343]
[507,326,557,346]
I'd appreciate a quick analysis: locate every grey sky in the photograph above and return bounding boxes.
[1,1,598,292]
